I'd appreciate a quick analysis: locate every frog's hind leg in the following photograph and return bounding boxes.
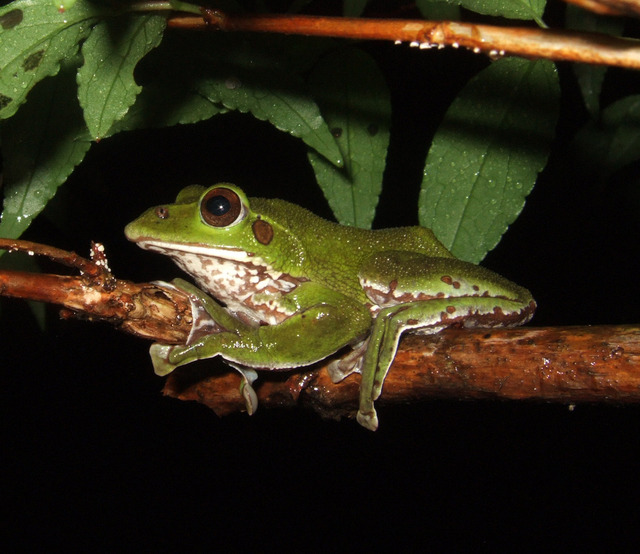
[356,303,435,431]
[326,338,369,383]
[357,296,533,430]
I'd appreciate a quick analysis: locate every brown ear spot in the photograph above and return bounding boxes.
[253,219,274,245]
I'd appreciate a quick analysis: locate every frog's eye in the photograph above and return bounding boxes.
[200,187,245,227]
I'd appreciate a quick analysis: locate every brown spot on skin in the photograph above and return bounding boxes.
[473,285,480,291]
[22,50,44,72]
[453,281,461,289]
[446,305,456,314]
[253,219,273,245]
[0,9,23,29]
[389,279,398,292]
[441,275,453,285]
[407,319,419,325]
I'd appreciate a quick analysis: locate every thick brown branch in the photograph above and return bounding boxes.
[2,241,638,426]
[167,12,640,69]
[164,325,640,424]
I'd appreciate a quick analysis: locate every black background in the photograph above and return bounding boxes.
[2,14,640,551]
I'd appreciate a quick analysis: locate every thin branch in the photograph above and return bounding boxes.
[565,0,640,17]
[166,11,640,70]
[0,239,193,344]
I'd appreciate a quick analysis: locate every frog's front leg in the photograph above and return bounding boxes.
[150,279,371,411]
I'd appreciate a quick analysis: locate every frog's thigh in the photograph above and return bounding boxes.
[254,301,368,365]
[169,301,366,370]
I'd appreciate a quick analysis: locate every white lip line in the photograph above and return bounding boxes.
[137,239,253,262]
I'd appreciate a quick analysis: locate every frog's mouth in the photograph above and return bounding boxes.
[133,238,255,263]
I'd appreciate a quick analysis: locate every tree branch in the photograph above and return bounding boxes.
[163,325,640,423]
[166,10,640,70]
[2,240,638,425]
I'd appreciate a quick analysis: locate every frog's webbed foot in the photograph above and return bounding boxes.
[149,340,209,376]
[326,339,369,383]
[150,343,180,376]
[356,407,379,432]
[228,363,259,415]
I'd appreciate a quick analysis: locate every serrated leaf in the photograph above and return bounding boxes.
[0,0,106,120]
[424,0,546,23]
[572,95,640,179]
[196,64,343,167]
[112,31,341,161]
[77,14,166,139]
[419,58,559,263]
[110,32,231,134]
[307,47,391,229]
[0,63,91,241]
[112,81,227,134]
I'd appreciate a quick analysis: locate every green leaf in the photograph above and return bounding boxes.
[0,0,106,120]
[424,0,546,23]
[307,47,391,229]
[196,67,342,167]
[113,32,341,162]
[110,32,233,133]
[0,63,91,241]
[419,58,559,263]
[572,95,640,180]
[77,14,166,139]
[112,81,227,134]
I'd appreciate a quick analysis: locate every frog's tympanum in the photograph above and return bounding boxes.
[126,184,535,430]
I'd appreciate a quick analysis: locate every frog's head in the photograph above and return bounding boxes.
[125,183,305,276]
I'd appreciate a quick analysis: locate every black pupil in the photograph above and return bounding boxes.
[206,195,231,216]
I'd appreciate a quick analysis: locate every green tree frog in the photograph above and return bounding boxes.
[125,184,535,430]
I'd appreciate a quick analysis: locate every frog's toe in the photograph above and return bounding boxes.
[327,340,368,383]
[231,366,259,415]
[356,408,379,431]
[149,343,178,376]
[240,380,259,415]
